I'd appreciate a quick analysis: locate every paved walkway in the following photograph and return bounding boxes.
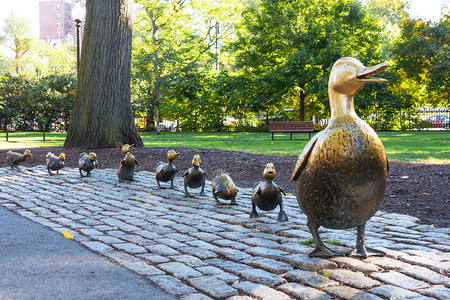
[0,166,449,299]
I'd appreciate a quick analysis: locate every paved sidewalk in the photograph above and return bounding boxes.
[0,166,449,299]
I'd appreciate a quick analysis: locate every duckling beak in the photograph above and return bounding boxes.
[357,62,390,82]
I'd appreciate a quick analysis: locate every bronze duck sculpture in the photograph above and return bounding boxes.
[79,152,98,177]
[183,154,206,197]
[212,169,238,205]
[156,150,180,189]
[291,57,390,258]
[117,144,139,181]
[6,149,32,170]
[250,163,288,222]
[46,152,66,175]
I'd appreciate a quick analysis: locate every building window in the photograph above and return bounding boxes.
[57,32,61,38]
[56,4,60,10]
[57,23,61,30]
[57,13,60,20]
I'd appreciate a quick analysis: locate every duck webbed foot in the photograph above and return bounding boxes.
[307,218,344,258]
[47,169,55,176]
[277,204,289,222]
[350,223,386,258]
[169,179,176,189]
[199,184,206,196]
[249,203,260,218]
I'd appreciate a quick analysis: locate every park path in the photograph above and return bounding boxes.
[0,166,449,299]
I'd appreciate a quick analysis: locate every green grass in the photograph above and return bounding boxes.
[1,130,448,162]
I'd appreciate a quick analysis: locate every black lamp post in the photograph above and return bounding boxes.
[72,1,85,75]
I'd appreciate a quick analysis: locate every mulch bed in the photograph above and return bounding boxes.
[2,146,449,228]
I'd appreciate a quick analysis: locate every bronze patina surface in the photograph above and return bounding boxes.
[6,149,32,170]
[117,144,139,182]
[156,150,180,189]
[212,169,238,205]
[291,57,389,258]
[250,163,288,222]
[79,152,98,177]
[46,152,66,176]
[182,154,206,197]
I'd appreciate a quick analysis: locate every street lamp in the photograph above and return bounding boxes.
[72,1,85,75]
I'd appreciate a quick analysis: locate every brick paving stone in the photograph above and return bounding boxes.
[284,269,339,289]
[80,241,113,254]
[212,239,250,250]
[399,255,450,275]
[146,244,180,256]
[276,242,312,254]
[121,260,165,276]
[112,242,148,254]
[369,284,432,300]
[91,235,125,244]
[245,247,289,259]
[170,255,207,267]
[227,296,254,300]
[159,262,203,280]
[323,285,383,300]
[319,269,381,289]
[214,247,252,261]
[137,253,170,264]
[185,240,219,250]
[180,293,213,300]
[233,281,291,300]
[278,283,332,300]
[370,270,430,290]
[178,246,218,259]
[398,264,450,286]
[238,268,287,287]
[418,285,450,299]
[187,231,221,242]
[280,254,338,271]
[216,231,250,241]
[243,237,281,248]
[194,266,240,283]
[365,256,409,269]
[241,257,293,274]
[188,276,238,298]
[330,257,380,274]
[207,259,249,274]
[148,275,198,296]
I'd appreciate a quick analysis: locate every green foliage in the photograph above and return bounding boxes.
[0,73,76,131]
[392,15,450,107]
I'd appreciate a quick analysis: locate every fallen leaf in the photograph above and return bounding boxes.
[62,230,74,239]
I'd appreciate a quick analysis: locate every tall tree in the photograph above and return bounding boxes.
[1,12,34,74]
[65,0,143,149]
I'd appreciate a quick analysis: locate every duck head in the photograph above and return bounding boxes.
[263,163,277,181]
[328,57,389,118]
[88,152,97,162]
[167,150,180,161]
[23,149,32,157]
[192,154,202,167]
[122,144,134,154]
[59,153,66,161]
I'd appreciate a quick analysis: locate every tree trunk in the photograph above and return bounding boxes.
[299,90,306,121]
[64,0,143,149]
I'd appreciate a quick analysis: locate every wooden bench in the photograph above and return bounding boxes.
[269,121,314,140]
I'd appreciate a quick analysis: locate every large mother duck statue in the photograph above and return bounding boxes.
[291,57,390,258]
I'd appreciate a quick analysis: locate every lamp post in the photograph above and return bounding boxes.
[72,1,85,75]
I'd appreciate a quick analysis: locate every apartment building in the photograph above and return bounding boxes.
[39,0,86,46]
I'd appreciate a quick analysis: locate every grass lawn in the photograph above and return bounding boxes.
[1,130,448,162]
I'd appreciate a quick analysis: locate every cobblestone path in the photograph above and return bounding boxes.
[0,166,449,299]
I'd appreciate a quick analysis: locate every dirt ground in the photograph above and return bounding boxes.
[1,146,449,228]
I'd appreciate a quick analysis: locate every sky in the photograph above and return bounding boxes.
[0,0,449,38]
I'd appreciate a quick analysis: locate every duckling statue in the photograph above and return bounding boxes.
[291,57,390,258]
[212,169,238,205]
[79,152,98,177]
[46,152,66,175]
[182,154,206,197]
[117,144,139,181]
[156,150,180,188]
[6,149,32,170]
[250,163,288,222]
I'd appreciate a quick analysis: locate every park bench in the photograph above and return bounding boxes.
[269,121,314,140]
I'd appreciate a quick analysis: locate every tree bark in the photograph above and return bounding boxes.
[64,0,143,149]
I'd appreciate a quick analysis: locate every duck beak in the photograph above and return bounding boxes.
[357,62,390,82]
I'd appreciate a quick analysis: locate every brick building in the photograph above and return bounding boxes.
[39,0,86,46]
